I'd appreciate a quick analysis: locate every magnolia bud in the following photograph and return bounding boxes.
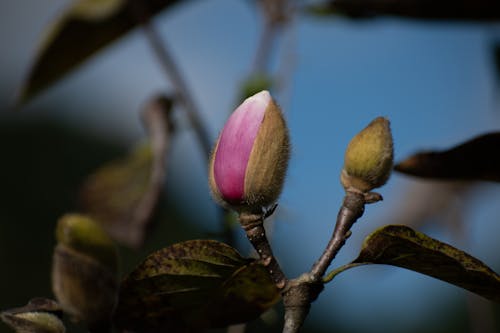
[52,214,118,330]
[209,90,290,213]
[341,117,393,192]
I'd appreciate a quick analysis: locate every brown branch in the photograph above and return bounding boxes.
[239,211,287,289]
[252,0,290,74]
[280,190,382,332]
[141,21,212,157]
[310,191,367,280]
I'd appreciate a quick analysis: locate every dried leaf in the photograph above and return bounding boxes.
[377,180,474,229]
[52,245,118,331]
[114,240,280,332]
[18,0,186,104]
[305,0,500,21]
[80,96,172,247]
[52,214,118,330]
[1,298,65,333]
[395,132,500,182]
[354,225,500,302]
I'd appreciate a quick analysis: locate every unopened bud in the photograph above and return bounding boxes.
[209,90,290,213]
[341,117,393,192]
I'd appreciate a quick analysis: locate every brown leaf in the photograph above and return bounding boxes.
[0,298,65,333]
[114,240,280,332]
[52,244,118,329]
[354,225,500,302]
[18,0,186,104]
[394,132,500,182]
[306,0,500,21]
[80,96,173,247]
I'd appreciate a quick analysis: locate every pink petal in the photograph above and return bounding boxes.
[214,91,271,202]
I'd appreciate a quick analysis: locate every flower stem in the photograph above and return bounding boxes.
[239,211,287,289]
[310,191,367,280]
[280,190,381,332]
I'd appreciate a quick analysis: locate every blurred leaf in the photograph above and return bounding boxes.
[114,239,280,332]
[52,215,118,330]
[1,298,65,333]
[18,0,186,104]
[80,96,173,248]
[239,73,274,101]
[353,225,500,302]
[56,213,119,271]
[305,0,500,21]
[394,132,500,182]
[375,180,474,230]
[52,244,118,330]
[493,42,500,86]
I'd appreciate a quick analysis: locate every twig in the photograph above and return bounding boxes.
[239,211,287,289]
[310,191,367,280]
[127,3,240,250]
[141,21,212,157]
[280,190,381,332]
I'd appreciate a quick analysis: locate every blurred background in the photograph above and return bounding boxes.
[1,0,500,332]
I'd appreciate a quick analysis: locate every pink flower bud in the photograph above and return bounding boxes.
[209,90,290,212]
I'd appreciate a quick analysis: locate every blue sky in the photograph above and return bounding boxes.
[2,1,500,332]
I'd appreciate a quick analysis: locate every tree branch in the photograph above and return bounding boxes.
[239,211,287,289]
[141,21,212,157]
[310,191,366,280]
[280,190,382,332]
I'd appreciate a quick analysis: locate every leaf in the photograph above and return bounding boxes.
[305,0,500,21]
[56,213,119,272]
[80,96,173,247]
[18,0,186,104]
[353,225,500,302]
[394,132,500,182]
[492,42,500,88]
[52,245,118,329]
[114,240,280,332]
[1,298,65,333]
[239,73,274,101]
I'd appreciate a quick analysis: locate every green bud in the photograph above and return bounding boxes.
[341,117,394,192]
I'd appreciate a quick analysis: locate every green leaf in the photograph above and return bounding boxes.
[239,73,274,101]
[305,0,500,21]
[80,96,172,248]
[394,132,500,182]
[1,298,65,333]
[353,225,500,302]
[18,0,186,104]
[114,240,280,332]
